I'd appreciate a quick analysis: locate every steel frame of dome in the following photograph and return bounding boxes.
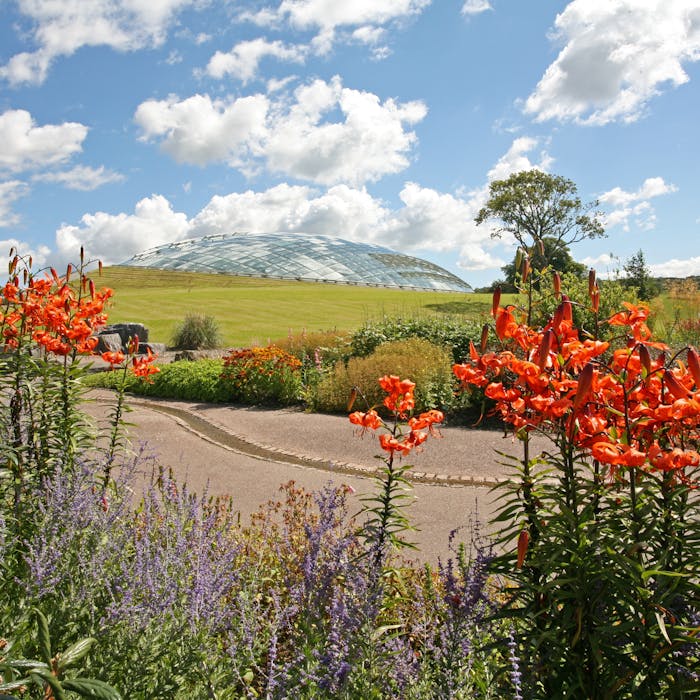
[121,232,472,293]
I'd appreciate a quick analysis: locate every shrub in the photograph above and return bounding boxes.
[171,313,221,349]
[272,328,350,368]
[310,338,455,414]
[349,315,484,364]
[87,358,229,403]
[220,345,303,405]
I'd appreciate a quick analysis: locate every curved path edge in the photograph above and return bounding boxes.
[93,393,505,489]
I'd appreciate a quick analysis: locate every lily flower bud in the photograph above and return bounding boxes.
[521,257,531,283]
[664,370,690,401]
[346,387,358,412]
[537,329,553,369]
[688,347,700,388]
[573,363,594,411]
[553,271,561,297]
[588,268,597,296]
[514,248,524,273]
[492,286,501,317]
[639,344,652,377]
[561,295,573,322]
[517,529,529,569]
[480,323,489,354]
[552,301,565,331]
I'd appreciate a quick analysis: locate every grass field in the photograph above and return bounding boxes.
[96,266,498,347]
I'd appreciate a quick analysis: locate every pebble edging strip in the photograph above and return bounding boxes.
[108,396,506,489]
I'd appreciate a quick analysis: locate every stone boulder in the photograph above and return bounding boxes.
[95,333,123,354]
[139,342,166,356]
[94,323,150,353]
[106,323,149,346]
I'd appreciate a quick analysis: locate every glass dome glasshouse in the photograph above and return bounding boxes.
[120,232,472,293]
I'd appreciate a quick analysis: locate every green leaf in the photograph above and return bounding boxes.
[2,660,48,671]
[641,569,688,582]
[29,670,66,700]
[655,612,672,645]
[0,678,31,692]
[63,678,123,700]
[33,608,52,666]
[57,638,96,671]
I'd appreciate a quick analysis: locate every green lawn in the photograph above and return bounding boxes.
[95,266,499,347]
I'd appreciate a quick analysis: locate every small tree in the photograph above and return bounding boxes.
[622,249,658,301]
[476,170,606,274]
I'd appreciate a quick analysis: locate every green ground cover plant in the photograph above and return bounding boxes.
[88,357,229,403]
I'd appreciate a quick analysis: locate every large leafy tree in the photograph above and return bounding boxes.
[476,170,606,272]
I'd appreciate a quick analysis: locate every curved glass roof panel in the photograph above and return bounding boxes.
[120,232,472,292]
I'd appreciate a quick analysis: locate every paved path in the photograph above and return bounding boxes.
[85,390,550,563]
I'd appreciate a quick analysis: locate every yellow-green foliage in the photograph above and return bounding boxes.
[272,328,350,365]
[310,337,455,414]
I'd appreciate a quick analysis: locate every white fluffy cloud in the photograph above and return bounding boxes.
[650,256,700,277]
[206,38,307,83]
[33,165,124,191]
[247,0,430,55]
[461,1,492,16]
[0,237,51,267]
[0,181,30,228]
[599,177,677,231]
[190,183,387,240]
[134,93,270,167]
[0,110,88,173]
[134,77,427,185]
[525,0,700,125]
[252,0,431,30]
[264,77,426,185]
[55,194,190,266]
[1,0,196,85]
[52,136,552,276]
[486,136,553,182]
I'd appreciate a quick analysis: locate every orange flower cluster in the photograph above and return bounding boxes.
[1,259,112,356]
[101,334,160,383]
[454,298,700,480]
[349,375,444,456]
[221,344,302,380]
[131,346,160,383]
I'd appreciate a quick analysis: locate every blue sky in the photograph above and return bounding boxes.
[1,0,699,288]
